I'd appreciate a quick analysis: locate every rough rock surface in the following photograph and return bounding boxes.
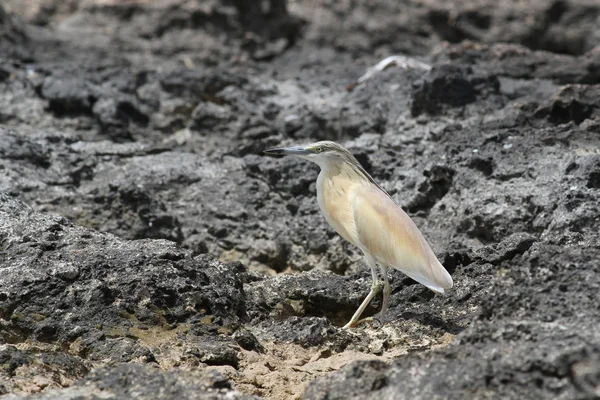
[0,0,599,399]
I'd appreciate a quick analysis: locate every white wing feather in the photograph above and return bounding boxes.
[351,185,453,293]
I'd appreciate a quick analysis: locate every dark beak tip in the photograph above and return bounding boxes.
[262,146,307,156]
[263,148,283,156]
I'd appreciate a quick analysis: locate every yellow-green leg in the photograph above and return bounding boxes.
[343,255,379,329]
[378,265,391,326]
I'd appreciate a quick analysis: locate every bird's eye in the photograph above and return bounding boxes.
[315,147,323,153]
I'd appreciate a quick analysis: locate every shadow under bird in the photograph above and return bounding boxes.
[264,141,453,328]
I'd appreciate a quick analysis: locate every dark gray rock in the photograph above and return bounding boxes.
[245,270,370,326]
[303,222,600,399]
[434,42,600,85]
[0,6,30,61]
[0,193,246,362]
[305,322,600,400]
[41,76,97,117]
[3,363,259,399]
[411,64,499,116]
[534,84,600,125]
[0,345,91,396]
[92,97,149,142]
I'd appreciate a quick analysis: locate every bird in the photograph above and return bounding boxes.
[263,141,453,328]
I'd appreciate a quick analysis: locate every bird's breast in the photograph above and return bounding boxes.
[316,170,360,246]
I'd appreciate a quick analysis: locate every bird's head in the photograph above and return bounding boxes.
[265,140,386,194]
[263,141,351,169]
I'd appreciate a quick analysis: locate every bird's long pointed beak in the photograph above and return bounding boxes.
[263,146,310,156]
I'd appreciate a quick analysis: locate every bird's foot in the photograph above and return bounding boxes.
[342,317,382,329]
[371,316,384,329]
[342,320,358,329]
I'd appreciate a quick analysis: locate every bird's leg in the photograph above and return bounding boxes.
[343,255,379,329]
[377,265,391,326]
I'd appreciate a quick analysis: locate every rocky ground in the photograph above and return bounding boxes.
[0,0,599,399]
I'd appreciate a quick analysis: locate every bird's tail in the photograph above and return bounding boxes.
[405,260,453,294]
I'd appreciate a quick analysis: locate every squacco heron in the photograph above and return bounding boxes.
[264,141,453,328]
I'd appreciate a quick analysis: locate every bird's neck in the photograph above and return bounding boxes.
[318,161,370,184]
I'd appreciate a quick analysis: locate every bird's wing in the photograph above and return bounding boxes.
[351,184,453,293]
